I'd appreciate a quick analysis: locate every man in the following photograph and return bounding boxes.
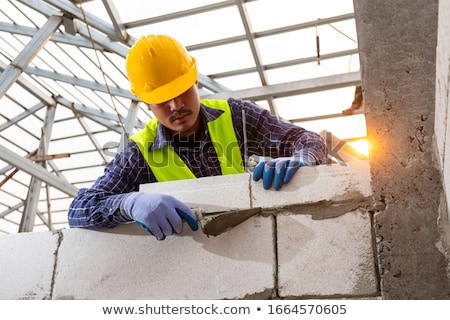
[68,34,327,240]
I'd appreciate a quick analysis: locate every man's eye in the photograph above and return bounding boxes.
[157,101,171,108]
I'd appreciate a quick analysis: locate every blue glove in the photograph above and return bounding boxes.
[252,156,307,190]
[120,192,198,240]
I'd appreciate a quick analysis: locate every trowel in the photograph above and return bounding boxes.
[189,204,262,236]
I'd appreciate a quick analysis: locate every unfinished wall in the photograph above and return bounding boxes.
[354,0,450,298]
[0,161,379,300]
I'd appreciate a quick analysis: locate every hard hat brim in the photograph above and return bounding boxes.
[138,67,198,104]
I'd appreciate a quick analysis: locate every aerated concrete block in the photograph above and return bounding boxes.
[52,215,274,300]
[0,231,58,299]
[251,161,372,210]
[277,210,378,298]
[139,173,252,213]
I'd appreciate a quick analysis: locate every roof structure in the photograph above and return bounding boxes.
[0,0,363,234]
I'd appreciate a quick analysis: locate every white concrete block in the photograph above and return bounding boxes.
[437,0,450,220]
[434,51,448,167]
[53,216,274,300]
[435,37,449,169]
[444,104,450,221]
[139,173,252,213]
[0,231,58,299]
[251,161,372,209]
[277,210,378,297]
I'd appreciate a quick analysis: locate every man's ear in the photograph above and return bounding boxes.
[145,103,153,111]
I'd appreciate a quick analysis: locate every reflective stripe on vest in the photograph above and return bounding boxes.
[130,99,244,182]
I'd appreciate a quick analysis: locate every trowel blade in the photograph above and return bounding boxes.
[186,203,242,214]
[193,207,262,237]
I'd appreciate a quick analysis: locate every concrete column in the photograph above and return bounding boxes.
[353,0,450,298]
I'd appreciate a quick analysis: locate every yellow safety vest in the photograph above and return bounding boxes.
[130,99,244,182]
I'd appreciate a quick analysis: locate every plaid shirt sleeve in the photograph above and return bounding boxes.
[67,142,155,229]
[227,98,328,165]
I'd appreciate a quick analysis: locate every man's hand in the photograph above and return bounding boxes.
[120,192,198,240]
[252,156,308,190]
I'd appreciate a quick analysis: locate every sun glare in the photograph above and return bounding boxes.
[348,140,370,158]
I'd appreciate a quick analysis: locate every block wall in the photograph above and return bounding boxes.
[0,161,379,300]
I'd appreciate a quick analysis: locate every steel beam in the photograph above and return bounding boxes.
[0,22,95,49]
[19,106,57,232]
[234,0,278,116]
[0,60,56,106]
[118,100,139,152]
[102,0,130,43]
[55,96,146,130]
[0,145,78,197]
[201,71,361,101]
[43,0,119,40]
[24,66,136,100]
[208,49,359,79]
[197,73,230,93]
[0,202,24,219]
[73,113,110,165]
[0,102,47,132]
[0,14,62,100]
[124,0,250,28]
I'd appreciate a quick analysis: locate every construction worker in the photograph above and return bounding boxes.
[68,34,327,240]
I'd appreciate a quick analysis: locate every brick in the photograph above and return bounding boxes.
[0,231,57,299]
[251,161,372,209]
[139,173,252,213]
[277,209,378,297]
[53,216,275,300]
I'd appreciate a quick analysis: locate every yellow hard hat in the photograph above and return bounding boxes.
[125,34,197,104]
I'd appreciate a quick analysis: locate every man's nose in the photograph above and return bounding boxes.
[168,97,183,111]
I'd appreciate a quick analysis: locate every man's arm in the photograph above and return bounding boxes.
[67,141,199,239]
[227,98,327,189]
[67,142,154,229]
[228,97,327,163]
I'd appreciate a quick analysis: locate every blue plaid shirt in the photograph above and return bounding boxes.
[68,98,327,229]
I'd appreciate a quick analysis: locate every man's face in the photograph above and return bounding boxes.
[146,83,201,138]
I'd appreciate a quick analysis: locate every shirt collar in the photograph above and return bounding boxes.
[149,103,224,151]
